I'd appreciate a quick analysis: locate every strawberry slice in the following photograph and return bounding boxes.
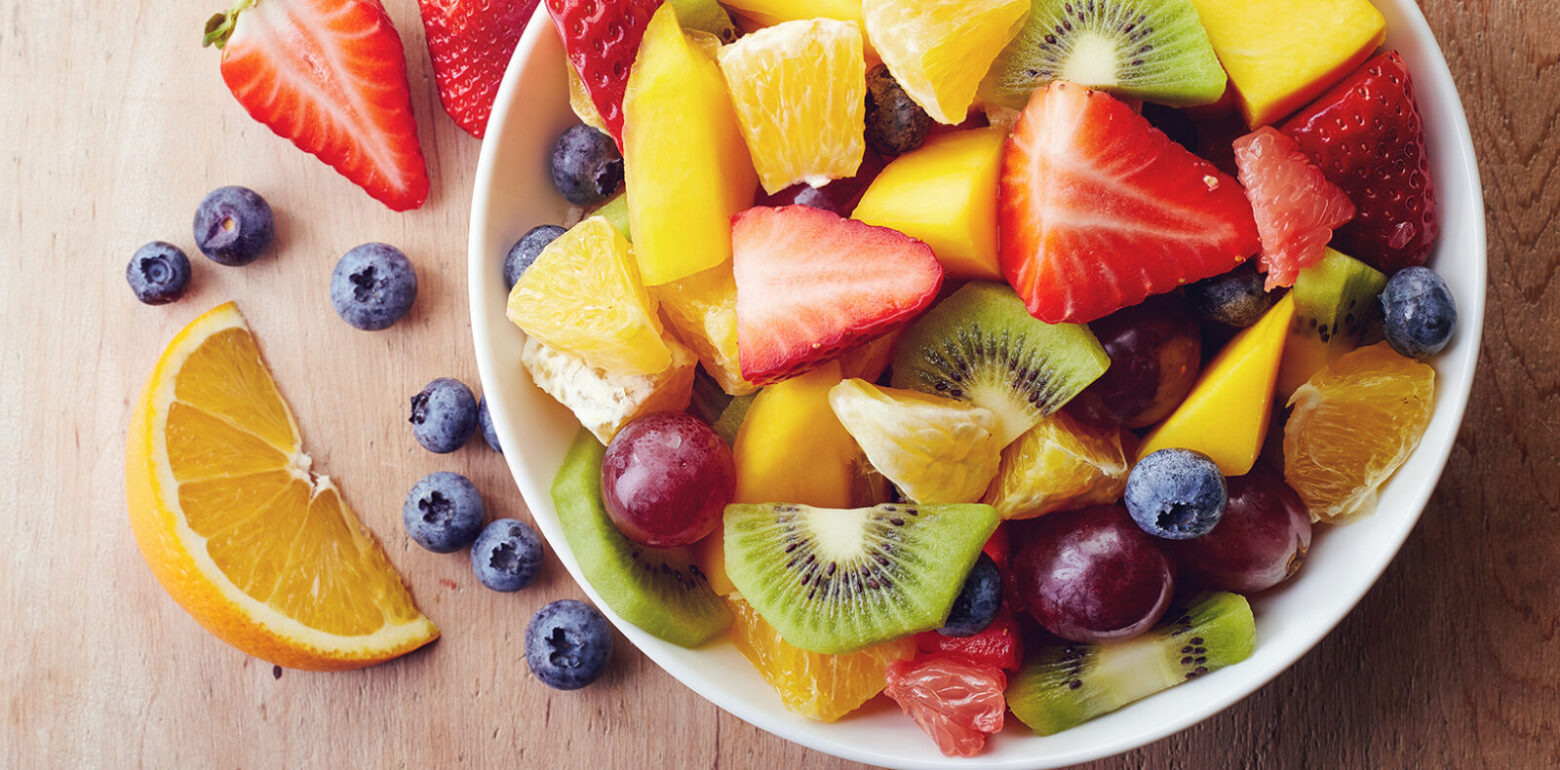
[733,206,943,386]
[999,81,1261,324]
[420,0,542,138]
[546,0,661,148]
[1233,126,1356,290]
[1281,51,1438,273]
[204,0,430,211]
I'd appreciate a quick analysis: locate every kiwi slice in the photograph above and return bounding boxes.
[1008,592,1256,735]
[550,430,731,647]
[723,502,999,654]
[980,0,1226,110]
[891,282,1109,446]
[1276,249,1388,396]
[586,192,631,242]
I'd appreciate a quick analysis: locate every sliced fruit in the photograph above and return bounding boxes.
[1276,248,1387,399]
[891,282,1109,446]
[732,206,943,385]
[624,4,758,285]
[653,260,754,396]
[546,0,660,146]
[1284,342,1435,521]
[507,216,672,376]
[418,0,538,138]
[852,127,1006,281]
[837,330,900,383]
[985,412,1130,520]
[717,19,866,194]
[1191,0,1385,127]
[861,0,1030,125]
[1138,294,1295,475]
[669,0,740,42]
[914,605,1023,671]
[1232,126,1355,290]
[1007,592,1255,735]
[1000,82,1260,323]
[566,57,609,133]
[722,0,865,29]
[520,336,696,444]
[126,303,436,670]
[884,655,1008,757]
[587,190,632,241]
[828,379,1004,504]
[551,431,732,647]
[723,502,1000,653]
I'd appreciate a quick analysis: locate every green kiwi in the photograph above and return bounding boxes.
[712,392,755,445]
[586,192,631,242]
[550,430,731,647]
[668,0,740,43]
[1276,249,1388,396]
[1008,592,1256,735]
[980,0,1227,110]
[723,502,999,654]
[891,282,1109,446]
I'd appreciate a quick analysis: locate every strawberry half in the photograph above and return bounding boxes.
[545,0,661,148]
[204,0,430,211]
[1233,126,1356,290]
[1281,51,1438,273]
[999,81,1261,324]
[733,206,943,386]
[420,0,541,138]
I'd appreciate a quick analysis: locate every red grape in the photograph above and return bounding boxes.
[600,412,735,548]
[1166,466,1312,593]
[1067,294,1201,429]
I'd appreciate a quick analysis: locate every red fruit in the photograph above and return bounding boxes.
[1280,51,1438,273]
[732,206,943,385]
[914,605,1023,671]
[981,523,1010,573]
[1234,126,1356,290]
[205,0,430,211]
[545,0,660,148]
[420,0,541,138]
[884,655,1007,758]
[999,81,1260,324]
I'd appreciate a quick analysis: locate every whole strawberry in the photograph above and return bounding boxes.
[420,0,541,138]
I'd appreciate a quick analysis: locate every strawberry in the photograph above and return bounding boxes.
[1281,51,1438,273]
[913,605,1024,672]
[733,206,943,386]
[545,0,661,148]
[998,82,1261,324]
[1233,126,1356,290]
[204,0,429,211]
[419,0,541,138]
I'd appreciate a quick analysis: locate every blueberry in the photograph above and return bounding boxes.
[477,395,502,453]
[470,518,542,591]
[192,185,274,266]
[409,377,477,453]
[403,471,485,553]
[525,599,612,690]
[504,225,566,289]
[126,241,192,305]
[864,64,931,157]
[938,552,1001,637]
[1124,449,1228,540]
[1187,262,1276,328]
[550,124,623,207]
[1380,266,1457,359]
[330,243,418,331]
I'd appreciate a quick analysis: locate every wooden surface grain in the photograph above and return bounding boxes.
[2,0,1556,767]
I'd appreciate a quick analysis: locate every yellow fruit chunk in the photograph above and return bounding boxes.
[861,0,1030,125]
[829,379,1002,504]
[654,260,755,396]
[624,4,758,285]
[126,303,437,670]
[985,412,1130,519]
[837,331,899,383]
[507,216,671,376]
[1139,294,1296,475]
[1284,342,1434,521]
[1192,0,1385,127]
[723,0,866,34]
[852,127,1005,281]
[521,337,697,444]
[566,59,608,133]
[729,597,914,721]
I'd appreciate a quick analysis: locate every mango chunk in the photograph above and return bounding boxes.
[654,260,756,396]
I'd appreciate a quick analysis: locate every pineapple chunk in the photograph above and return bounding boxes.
[521,336,697,445]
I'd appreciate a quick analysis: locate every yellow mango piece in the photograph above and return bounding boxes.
[654,260,755,396]
[851,127,1005,281]
[624,5,758,285]
[1138,294,1296,475]
[1192,0,1385,127]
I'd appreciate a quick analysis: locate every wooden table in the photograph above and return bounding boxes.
[3,0,1556,766]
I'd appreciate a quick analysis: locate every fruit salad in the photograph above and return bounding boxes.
[504,0,1457,757]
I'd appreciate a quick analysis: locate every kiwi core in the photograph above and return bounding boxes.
[808,507,876,561]
[1061,32,1121,86]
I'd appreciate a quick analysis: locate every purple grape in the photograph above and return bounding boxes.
[1166,466,1312,593]
[601,412,734,548]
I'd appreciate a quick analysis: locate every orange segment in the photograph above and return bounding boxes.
[861,0,1030,125]
[985,412,1130,519]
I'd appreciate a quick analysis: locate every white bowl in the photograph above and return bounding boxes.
[468,5,1485,766]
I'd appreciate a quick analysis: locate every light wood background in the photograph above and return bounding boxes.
[2,0,1556,767]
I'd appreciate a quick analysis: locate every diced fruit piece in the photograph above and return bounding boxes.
[1013,505,1175,643]
[1191,0,1385,127]
[551,431,733,647]
[1165,466,1311,593]
[828,379,1003,504]
[1277,248,1387,399]
[1281,52,1439,273]
[981,0,1226,109]
[733,206,943,385]
[1186,261,1276,329]
[525,599,613,690]
[624,4,758,285]
[566,58,608,133]
[588,192,632,241]
[884,656,1007,758]
[1380,267,1458,359]
[602,413,735,548]
[1233,126,1355,289]
[915,605,1023,671]
[654,260,754,396]
[852,127,1006,281]
[861,0,1030,124]
[418,0,538,138]
[520,336,696,445]
[1000,82,1260,323]
[507,216,671,376]
[1138,294,1295,475]
[1284,342,1435,521]
[891,282,1109,445]
[1067,295,1202,430]
[984,412,1128,520]
[546,0,659,146]
[669,0,740,42]
[865,64,934,157]
[717,19,866,194]
[1007,592,1255,735]
[1124,448,1228,540]
[730,596,914,721]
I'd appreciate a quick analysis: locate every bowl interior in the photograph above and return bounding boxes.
[468,5,1485,767]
